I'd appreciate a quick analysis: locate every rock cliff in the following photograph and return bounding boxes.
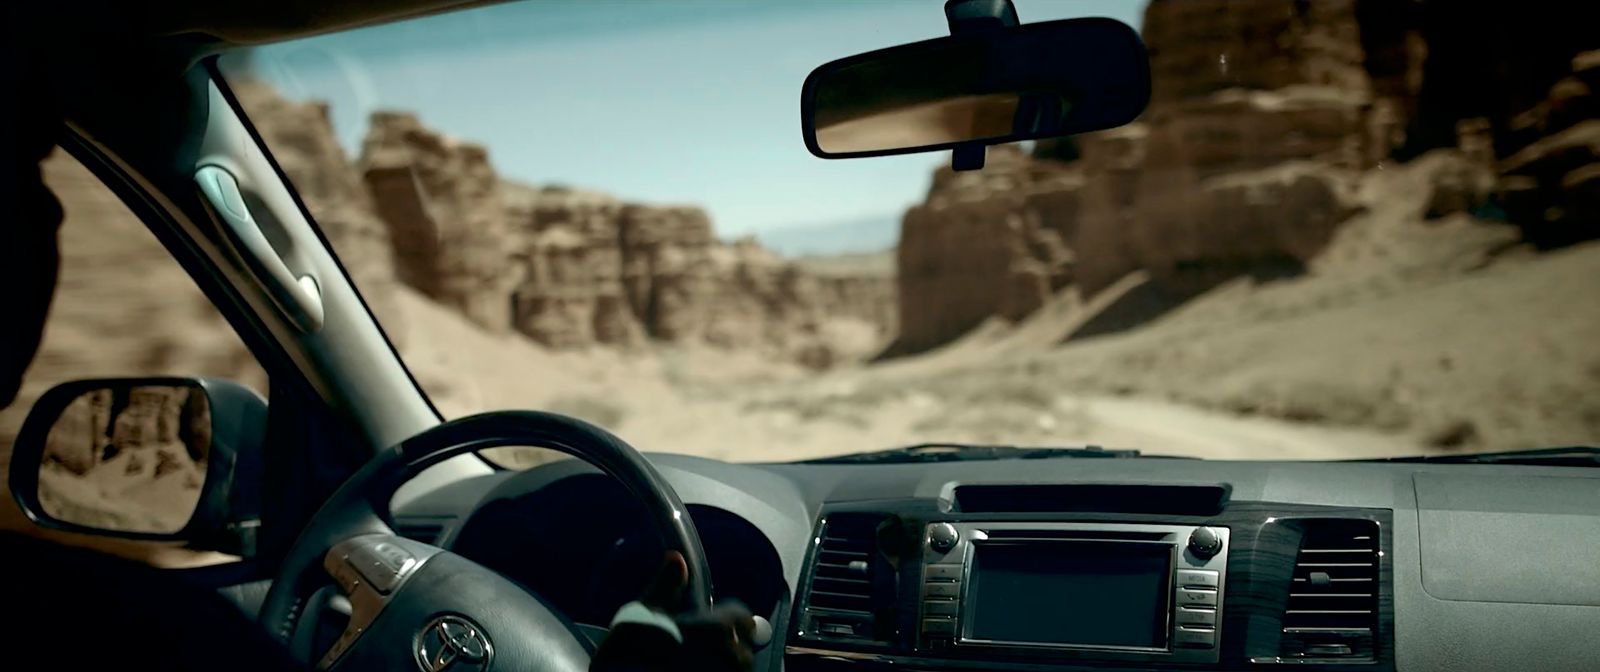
[229,81,406,337]
[505,183,895,365]
[361,112,514,332]
[891,0,1598,354]
[38,384,211,534]
[341,104,894,366]
[894,146,1081,355]
[219,81,895,367]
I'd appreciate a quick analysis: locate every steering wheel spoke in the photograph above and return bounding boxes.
[259,411,712,672]
[318,534,441,668]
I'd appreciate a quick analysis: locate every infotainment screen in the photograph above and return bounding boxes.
[966,541,1172,649]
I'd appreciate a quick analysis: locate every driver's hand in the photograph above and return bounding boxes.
[590,551,756,672]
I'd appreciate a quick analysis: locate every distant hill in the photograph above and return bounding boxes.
[793,250,895,278]
[754,214,899,257]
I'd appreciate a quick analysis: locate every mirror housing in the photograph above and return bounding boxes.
[802,17,1150,163]
[8,377,267,556]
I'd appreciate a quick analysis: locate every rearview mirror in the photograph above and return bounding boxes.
[8,377,266,555]
[802,17,1149,158]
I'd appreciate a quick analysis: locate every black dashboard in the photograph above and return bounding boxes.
[392,454,1600,672]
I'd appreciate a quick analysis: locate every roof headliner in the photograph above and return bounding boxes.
[26,0,499,48]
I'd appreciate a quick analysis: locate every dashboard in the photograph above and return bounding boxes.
[392,454,1600,672]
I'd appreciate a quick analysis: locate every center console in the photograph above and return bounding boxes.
[918,522,1229,664]
[787,484,1393,672]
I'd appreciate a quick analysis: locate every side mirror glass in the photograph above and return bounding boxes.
[802,17,1150,158]
[9,377,266,555]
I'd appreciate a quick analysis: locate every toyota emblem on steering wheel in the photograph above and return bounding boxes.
[415,615,494,672]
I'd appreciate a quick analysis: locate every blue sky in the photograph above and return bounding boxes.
[238,0,1145,247]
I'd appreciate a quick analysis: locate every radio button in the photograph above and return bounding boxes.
[1177,588,1218,606]
[925,582,961,598]
[1176,569,1220,588]
[925,565,962,582]
[922,617,957,636]
[1176,606,1217,626]
[1174,626,1216,648]
[924,599,959,617]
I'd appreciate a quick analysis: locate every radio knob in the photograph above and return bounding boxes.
[1187,526,1223,559]
[928,523,959,553]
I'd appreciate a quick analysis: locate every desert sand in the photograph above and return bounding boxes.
[416,154,1600,466]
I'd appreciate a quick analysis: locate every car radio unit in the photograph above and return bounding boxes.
[918,521,1230,665]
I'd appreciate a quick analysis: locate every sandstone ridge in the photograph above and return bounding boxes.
[891,0,1600,354]
[230,93,896,368]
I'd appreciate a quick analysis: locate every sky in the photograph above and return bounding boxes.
[235,0,1145,246]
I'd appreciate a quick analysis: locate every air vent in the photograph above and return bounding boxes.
[802,513,891,644]
[1281,519,1379,660]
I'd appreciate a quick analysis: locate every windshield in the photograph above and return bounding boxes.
[219,0,1600,464]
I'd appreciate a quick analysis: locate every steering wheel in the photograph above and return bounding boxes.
[259,411,713,671]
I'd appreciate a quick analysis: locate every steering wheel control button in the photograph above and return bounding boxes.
[347,540,418,593]
[928,523,959,553]
[1174,626,1217,648]
[374,542,417,570]
[329,560,363,593]
[1176,569,1220,588]
[925,564,962,582]
[1176,606,1217,627]
[1187,526,1224,559]
[416,615,494,672]
[1178,587,1219,607]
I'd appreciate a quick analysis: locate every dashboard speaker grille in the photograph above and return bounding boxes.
[1281,519,1379,659]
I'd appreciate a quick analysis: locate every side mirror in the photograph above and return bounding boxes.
[802,17,1150,160]
[8,377,266,556]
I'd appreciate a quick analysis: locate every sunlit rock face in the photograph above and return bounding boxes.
[890,0,1598,354]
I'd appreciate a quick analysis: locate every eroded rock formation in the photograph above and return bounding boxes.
[507,186,896,365]
[895,147,1081,354]
[891,0,1598,354]
[346,110,894,365]
[229,81,406,336]
[43,386,210,479]
[225,82,894,367]
[362,112,514,332]
[38,385,210,533]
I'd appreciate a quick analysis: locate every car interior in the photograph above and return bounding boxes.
[4,1,1598,672]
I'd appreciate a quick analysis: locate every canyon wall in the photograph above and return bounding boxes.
[506,184,895,365]
[38,385,209,533]
[230,81,407,336]
[891,0,1598,354]
[362,112,515,332]
[230,95,895,367]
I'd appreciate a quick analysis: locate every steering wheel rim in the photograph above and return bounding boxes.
[259,410,714,669]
